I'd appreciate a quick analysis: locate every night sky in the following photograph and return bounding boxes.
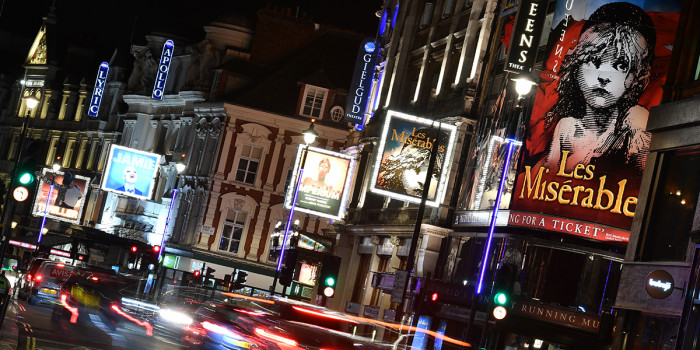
[0,0,382,75]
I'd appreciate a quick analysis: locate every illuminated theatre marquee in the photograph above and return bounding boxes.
[32,169,90,225]
[88,62,109,117]
[370,110,457,207]
[285,146,356,220]
[101,145,161,200]
[152,40,174,100]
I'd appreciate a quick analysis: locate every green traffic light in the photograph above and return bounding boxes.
[325,276,335,287]
[18,172,33,185]
[494,292,508,306]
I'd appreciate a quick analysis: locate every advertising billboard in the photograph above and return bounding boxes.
[32,169,90,224]
[285,146,355,220]
[101,145,161,200]
[370,110,457,207]
[511,0,682,238]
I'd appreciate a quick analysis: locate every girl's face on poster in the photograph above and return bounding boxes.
[577,48,634,110]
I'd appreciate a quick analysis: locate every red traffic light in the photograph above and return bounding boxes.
[194,270,201,277]
[152,245,161,253]
[431,292,438,302]
[130,246,138,253]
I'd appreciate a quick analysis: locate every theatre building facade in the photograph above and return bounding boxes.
[444,0,686,348]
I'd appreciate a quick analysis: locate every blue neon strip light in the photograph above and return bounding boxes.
[276,167,304,273]
[378,10,387,36]
[152,40,174,100]
[158,189,178,261]
[599,259,612,315]
[392,4,399,28]
[477,140,516,294]
[88,62,109,117]
[38,185,54,243]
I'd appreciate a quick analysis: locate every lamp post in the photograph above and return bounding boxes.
[270,121,318,295]
[464,75,533,347]
[0,95,39,330]
[37,163,60,245]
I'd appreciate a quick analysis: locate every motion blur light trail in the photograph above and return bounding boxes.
[110,305,153,336]
[60,294,79,323]
[344,315,471,347]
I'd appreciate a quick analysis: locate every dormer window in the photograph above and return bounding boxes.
[300,85,328,119]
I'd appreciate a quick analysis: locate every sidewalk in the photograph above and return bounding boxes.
[0,298,19,350]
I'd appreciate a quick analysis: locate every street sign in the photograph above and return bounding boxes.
[12,187,29,202]
[391,270,408,303]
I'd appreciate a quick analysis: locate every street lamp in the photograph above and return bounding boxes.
[271,121,318,295]
[157,161,186,262]
[38,164,59,244]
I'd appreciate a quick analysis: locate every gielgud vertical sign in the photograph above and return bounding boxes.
[510,0,682,242]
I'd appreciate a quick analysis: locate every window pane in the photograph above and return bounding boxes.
[248,160,259,173]
[236,212,247,225]
[245,172,255,184]
[229,240,239,253]
[232,227,243,240]
[242,145,251,157]
[251,147,262,159]
[222,225,232,239]
[219,237,230,251]
[236,170,246,182]
[226,210,237,222]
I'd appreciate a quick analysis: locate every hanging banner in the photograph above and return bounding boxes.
[285,146,355,220]
[101,145,161,200]
[152,40,174,100]
[370,110,457,207]
[511,0,682,236]
[32,169,90,224]
[344,38,378,125]
[88,62,109,117]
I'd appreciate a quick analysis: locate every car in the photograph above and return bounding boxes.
[184,294,394,350]
[52,266,137,330]
[17,257,46,300]
[23,260,77,305]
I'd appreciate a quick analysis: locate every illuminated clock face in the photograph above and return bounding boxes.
[13,187,29,202]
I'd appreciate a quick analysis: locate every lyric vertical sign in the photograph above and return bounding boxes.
[88,62,109,117]
[152,40,174,100]
[344,38,378,125]
[504,0,546,74]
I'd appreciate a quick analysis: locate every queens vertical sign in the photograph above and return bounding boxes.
[88,62,109,117]
[344,38,378,125]
[504,0,546,74]
[152,40,174,100]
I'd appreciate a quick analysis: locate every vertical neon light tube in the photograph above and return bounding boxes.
[157,189,178,261]
[599,259,613,315]
[476,140,516,294]
[38,184,54,243]
[276,166,304,273]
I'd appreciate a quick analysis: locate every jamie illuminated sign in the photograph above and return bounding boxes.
[344,38,378,125]
[88,62,109,117]
[152,40,174,100]
[101,145,161,200]
[370,110,457,207]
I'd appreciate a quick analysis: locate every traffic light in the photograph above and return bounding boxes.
[193,270,202,284]
[206,267,215,282]
[279,249,298,287]
[319,255,341,298]
[12,156,37,202]
[430,292,439,302]
[128,245,139,266]
[152,245,161,253]
[232,270,247,290]
[491,263,517,320]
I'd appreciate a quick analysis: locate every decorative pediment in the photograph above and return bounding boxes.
[26,24,48,65]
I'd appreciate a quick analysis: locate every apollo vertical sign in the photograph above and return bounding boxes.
[344,38,378,125]
[152,40,174,100]
[88,62,109,117]
[504,0,546,74]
